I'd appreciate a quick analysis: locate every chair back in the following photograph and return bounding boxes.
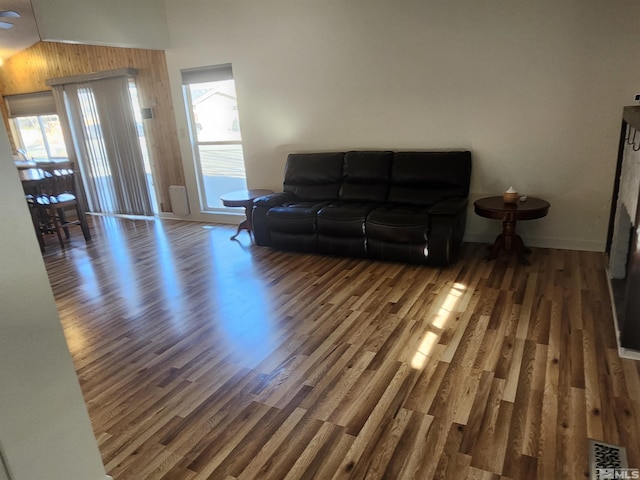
[40,166,77,202]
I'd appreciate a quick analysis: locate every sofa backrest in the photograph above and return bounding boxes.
[283,153,345,201]
[283,150,472,205]
[388,151,472,206]
[339,151,393,202]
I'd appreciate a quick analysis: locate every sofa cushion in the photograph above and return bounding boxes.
[388,151,472,206]
[283,153,345,201]
[317,202,379,237]
[339,151,393,202]
[267,201,330,234]
[366,204,431,243]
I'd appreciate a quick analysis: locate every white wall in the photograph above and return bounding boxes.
[0,128,106,479]
[31,0,170,50]
[164,0,640,250]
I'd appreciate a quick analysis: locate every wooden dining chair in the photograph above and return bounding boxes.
[36,165,91,249]
[22,168,53,252]
[24,190,47,252]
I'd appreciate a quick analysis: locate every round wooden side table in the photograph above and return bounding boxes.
[220,189,273,240]
[474,196,550,265]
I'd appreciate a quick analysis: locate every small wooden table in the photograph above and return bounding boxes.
[220,189,273,240]
[474,196,550,265]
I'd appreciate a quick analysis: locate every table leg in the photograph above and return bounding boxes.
[230,203,254,241]
[485,233,505,261]
[230,219,248,240]
[513,234,532,265]
[484,220,532,264]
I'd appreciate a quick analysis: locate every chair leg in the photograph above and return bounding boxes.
[49,207,66,249]
[29,207,46,253]
[76,205,91,241]
[58,207,71,238]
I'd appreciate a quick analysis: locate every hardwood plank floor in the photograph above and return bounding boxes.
[42,216,640,480]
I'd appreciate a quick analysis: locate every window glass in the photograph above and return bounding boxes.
[183,71,247,210]
[12,114,68,160]
[190,80,242,143]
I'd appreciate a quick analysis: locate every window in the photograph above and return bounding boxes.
[11,114,68,161]
[5,91,68,161]
[182,64,247,211]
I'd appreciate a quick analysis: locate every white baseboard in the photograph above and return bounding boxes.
[618,347,640,360]
[158,210,243,225]
[463,232,604,252]
[106,476,113,480]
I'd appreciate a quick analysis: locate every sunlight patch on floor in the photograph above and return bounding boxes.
[411,282,466,369]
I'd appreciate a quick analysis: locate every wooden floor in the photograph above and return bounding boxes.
[42,216,640,480]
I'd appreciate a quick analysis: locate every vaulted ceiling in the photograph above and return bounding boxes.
[0,0,39,62]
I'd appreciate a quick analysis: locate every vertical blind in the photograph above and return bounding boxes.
[48,71,153,216]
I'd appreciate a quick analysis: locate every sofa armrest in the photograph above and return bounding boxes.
[252,191,297,246]
[427,198,468,265]
[254,191,296,208]
[428,197,468,215]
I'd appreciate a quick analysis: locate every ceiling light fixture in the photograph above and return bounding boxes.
[0,10,20,29]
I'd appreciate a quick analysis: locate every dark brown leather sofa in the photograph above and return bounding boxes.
[252,150,472,266]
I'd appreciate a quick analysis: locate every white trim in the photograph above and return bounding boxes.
[45,68,137,87]
[87,212,155,221]
[87,210,244,226]
[463,232,604,252]
[158,210,243,225]
[618,346,640,360]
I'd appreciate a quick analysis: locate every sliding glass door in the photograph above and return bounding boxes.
[50,71,155,217]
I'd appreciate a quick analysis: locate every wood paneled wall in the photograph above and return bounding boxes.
[0,41,184,212]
